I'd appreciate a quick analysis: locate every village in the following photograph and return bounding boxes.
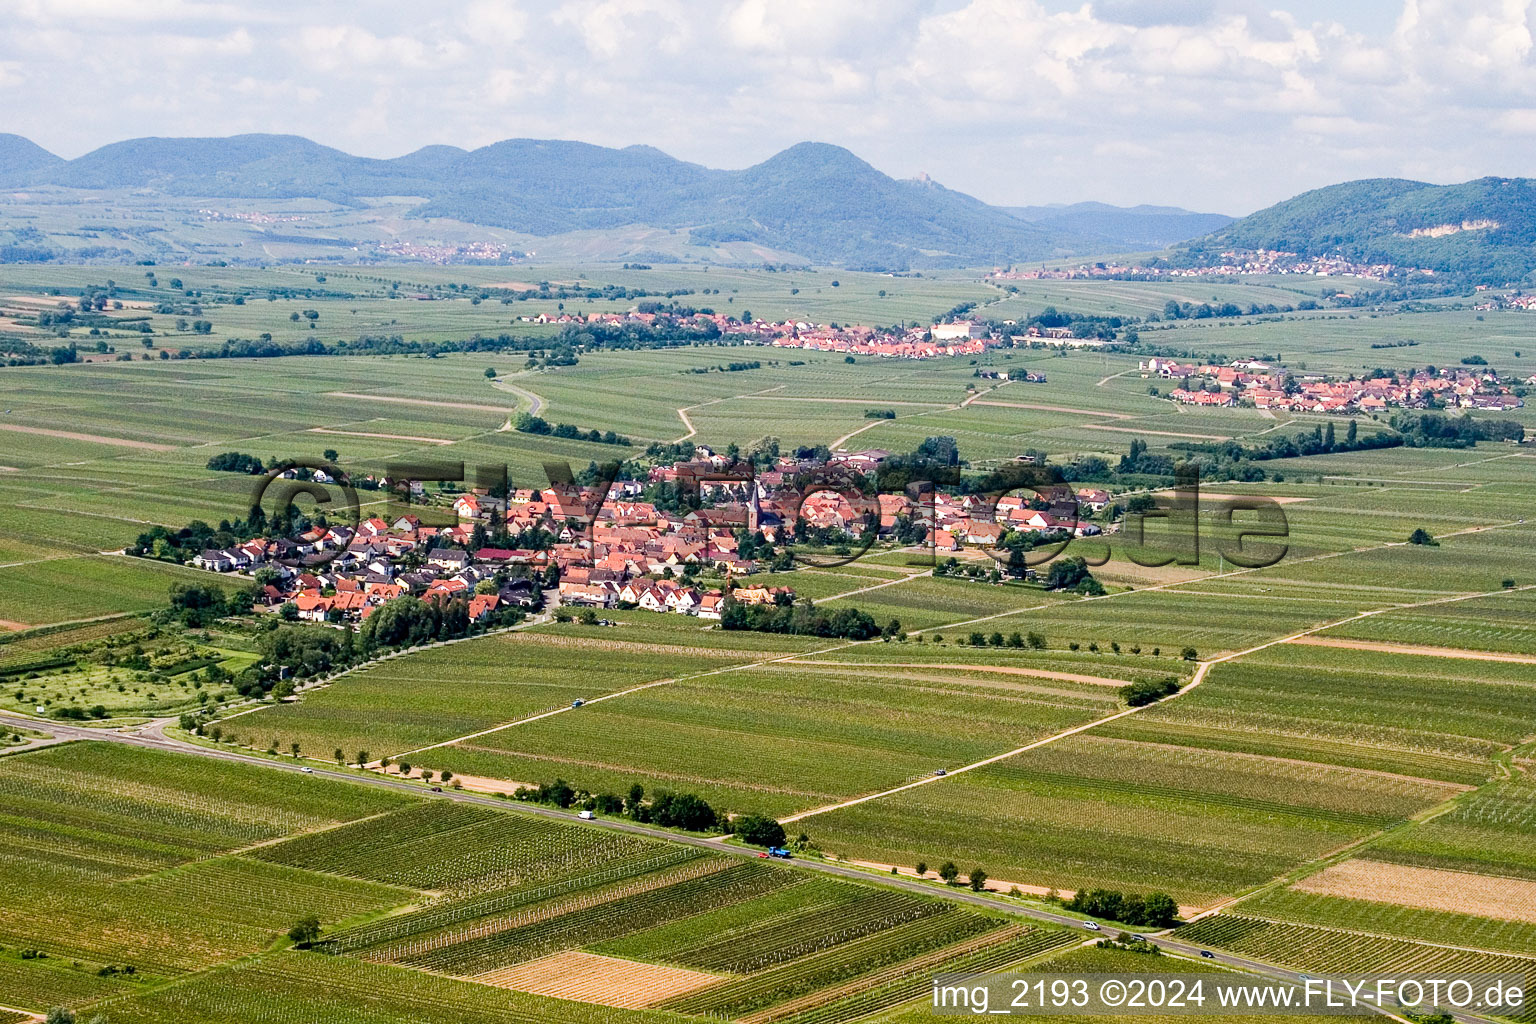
[1144,356,1527,413]
[516,307,1097,359]
[182,445,1114,626]
[991,248,1426,282]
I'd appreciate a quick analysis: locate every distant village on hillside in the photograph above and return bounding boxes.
[992,249,1430,282]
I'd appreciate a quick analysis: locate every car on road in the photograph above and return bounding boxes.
[578,810,594,819]
[1199,950,1215,959]
[431,786,442,792]
[1082,921,1100,930]
[571,699,585,708]
[933,768,947,776]
[299,766,314,773]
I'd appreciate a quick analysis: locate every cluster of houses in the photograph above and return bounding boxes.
[1144,358,1524,414]
[514,308,1005,360]
[1472,291,1536,312]
[186,440,1126,623]
[733,447,1106,547]
[193,517,541,624]
[191,472,797,622]
[991,249,1421,282]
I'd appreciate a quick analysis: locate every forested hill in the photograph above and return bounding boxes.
[0,133,63,179]
[1182,176,1536,283]
[0,133,1071,269]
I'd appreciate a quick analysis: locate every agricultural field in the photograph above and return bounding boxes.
[237,627,775,760]
[329,849,1078,1022]
[0,741,414,1007]
[1363,771,1536,880]
[1235,868,1536,956]
[1177,915,1536,1020]
[802,732,1465,907]
[1118,642,1536,785]
[4,264,1536,1020]
[0,621,257,718]
[0,737,1095,1024]
[412,660,1124,818]
[0,555,245,628]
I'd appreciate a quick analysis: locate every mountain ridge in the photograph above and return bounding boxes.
[1181,176,1536,282]
[0,133,1067,268]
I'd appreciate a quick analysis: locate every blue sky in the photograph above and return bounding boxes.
[1,0,1532,214]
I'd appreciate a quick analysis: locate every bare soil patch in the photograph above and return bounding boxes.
[470,950,724,1007]
[369,764,533,795]
[1291,636,1536,664]
[1294,860,1536,923]
[0,423,175,451]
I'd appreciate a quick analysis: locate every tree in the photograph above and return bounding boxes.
[968,868,988,892]
[1141,891,1179,927]
[355,750,370,767]
[484,367,497,378]
[287,914,321,947]
[938,861,960,884]
[168,582,228,626]
[915,861,928,876]
[735,814,787,848]
[1408,527,1438,546]
[45,1009,76,1024]
[322,448,339,462]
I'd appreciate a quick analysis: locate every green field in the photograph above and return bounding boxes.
[804,732,1463,906]
[5,265,1536,1021]
[417,660,1121,817]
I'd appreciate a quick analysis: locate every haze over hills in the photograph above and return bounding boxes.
[0,133,1221,268]
[4,133,1531,281]
[1003,202,1234,251]
[1182,176,1536,283]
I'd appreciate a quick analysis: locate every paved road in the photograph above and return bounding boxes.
[0,710,1493,1023]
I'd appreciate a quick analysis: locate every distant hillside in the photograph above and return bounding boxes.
[1184,177,1536,283]
[0,133,62,179]
[1004,202,1233,250]
[0,133,1070,269]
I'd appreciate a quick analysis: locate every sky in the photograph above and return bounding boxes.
[1,0,1533,214]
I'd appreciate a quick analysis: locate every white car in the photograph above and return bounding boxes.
[300,766,314,773]
[1082,921,1100,931]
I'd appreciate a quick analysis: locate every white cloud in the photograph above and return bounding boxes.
[0,0,1533,212]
